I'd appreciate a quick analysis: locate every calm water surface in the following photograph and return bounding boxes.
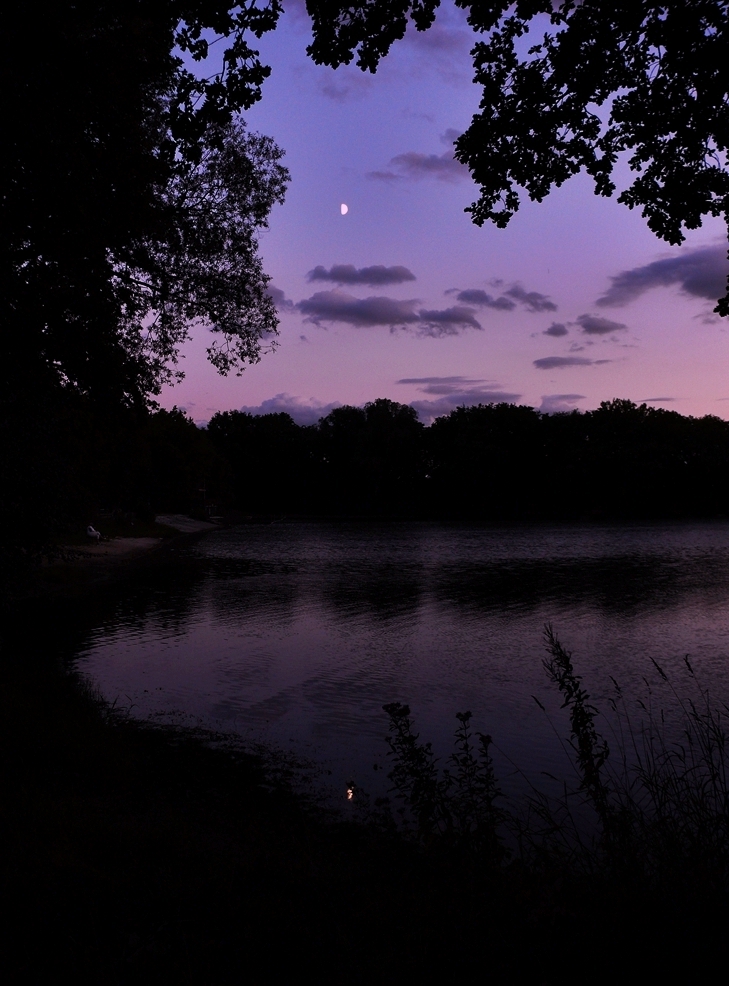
[74,522,729,797]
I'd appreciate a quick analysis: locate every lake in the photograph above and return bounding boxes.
[74,521,729,801]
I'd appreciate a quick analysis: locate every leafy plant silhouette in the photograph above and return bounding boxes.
[382,703,505,859]
[382,624,729,893]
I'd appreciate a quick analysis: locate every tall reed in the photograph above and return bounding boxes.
[382,625,729,891]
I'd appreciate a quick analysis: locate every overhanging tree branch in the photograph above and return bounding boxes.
[305,0,729,313]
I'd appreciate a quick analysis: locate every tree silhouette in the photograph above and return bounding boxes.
[306,0,729,314]
[1,3,290,556]
[317,400,426,516]
[428,402,543,519]
[207,410,314,514]
[3,2,287,406]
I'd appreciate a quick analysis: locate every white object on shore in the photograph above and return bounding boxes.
[86,525,101,541]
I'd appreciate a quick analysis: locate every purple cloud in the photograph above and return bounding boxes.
[400,27,474,84]
[398,375,489,395]
[534,356,611,369]
[318,65,374,102]
[539,394,584,413]
[368,148,468,184]
[265,285,294,312]
[237,393,342,426]
[366,170,402,183]
[404,24,472,56]
[543,322,568,337]
[597,245,729,307]
[440,128,463,145]
[410,394,521,423]
[308,264,416,286]
[297,291,482,334]
[454,289,516,310]
[576,314,628,335]
[298,291,421,328]
[417,306,482,335]
[504,285,557,312]
[398,376,520,423]
[448,282,556,312]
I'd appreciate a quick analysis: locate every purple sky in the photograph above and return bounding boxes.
[161,2,729,425]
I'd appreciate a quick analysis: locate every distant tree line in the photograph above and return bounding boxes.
[10,396,729,548]
[205,398,729,522]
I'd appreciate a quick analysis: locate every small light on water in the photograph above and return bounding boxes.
[346,787,354,801]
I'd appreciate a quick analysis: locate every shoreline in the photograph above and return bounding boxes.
[2,517,727,979]
[8,516,220,604]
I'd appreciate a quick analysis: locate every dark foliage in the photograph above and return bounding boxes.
[306,0,729,313]
[206,407,315,515]
[380,625,729,899]
[206,397,426,517]
[2,3,290,561]
[206,398,729,521]
[0,400,223,566]
[7,396,729,564]
[316,399,426,515]
[383,703,504,857]
[3,2,288,407]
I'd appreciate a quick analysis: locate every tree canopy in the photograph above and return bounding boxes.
[205,397,729,521]
[3,2,288,405]
[306,0,729,314]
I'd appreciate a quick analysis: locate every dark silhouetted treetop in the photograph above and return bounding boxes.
[305,0,729,314]
[202,398,729,520]
[3,2,287,405]
[123,119,288,379]
[170,1,284,155]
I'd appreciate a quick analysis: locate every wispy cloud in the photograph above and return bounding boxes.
[504,285,557,312]
[539,393,584,413]
[297,291,482,335]
[452,289,516,311]
[440,128,463,145]
[543,322,568,337]
[368,149,468,183]
[418,306,482,334]
[237,393,342,426]
[447,283,557,313]
[597,245,729,307]
[575,314,627,335]
[266,285,295,312]
[317,65,374,102]
[368,130,469,183]
[298,292,421,328]
[398,375,492,394]
[398,14,476,85]
[307,264,416,286]
[534,356,611,369]
[398,376,520,422]
[403,23,472,56]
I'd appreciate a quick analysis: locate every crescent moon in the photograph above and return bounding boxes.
[340,203,349,215]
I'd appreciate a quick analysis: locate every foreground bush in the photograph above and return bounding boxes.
[381,625,729,898]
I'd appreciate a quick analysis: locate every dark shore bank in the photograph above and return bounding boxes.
[1,525,727,984]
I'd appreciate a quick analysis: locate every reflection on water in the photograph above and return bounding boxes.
[74,522,729,795]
